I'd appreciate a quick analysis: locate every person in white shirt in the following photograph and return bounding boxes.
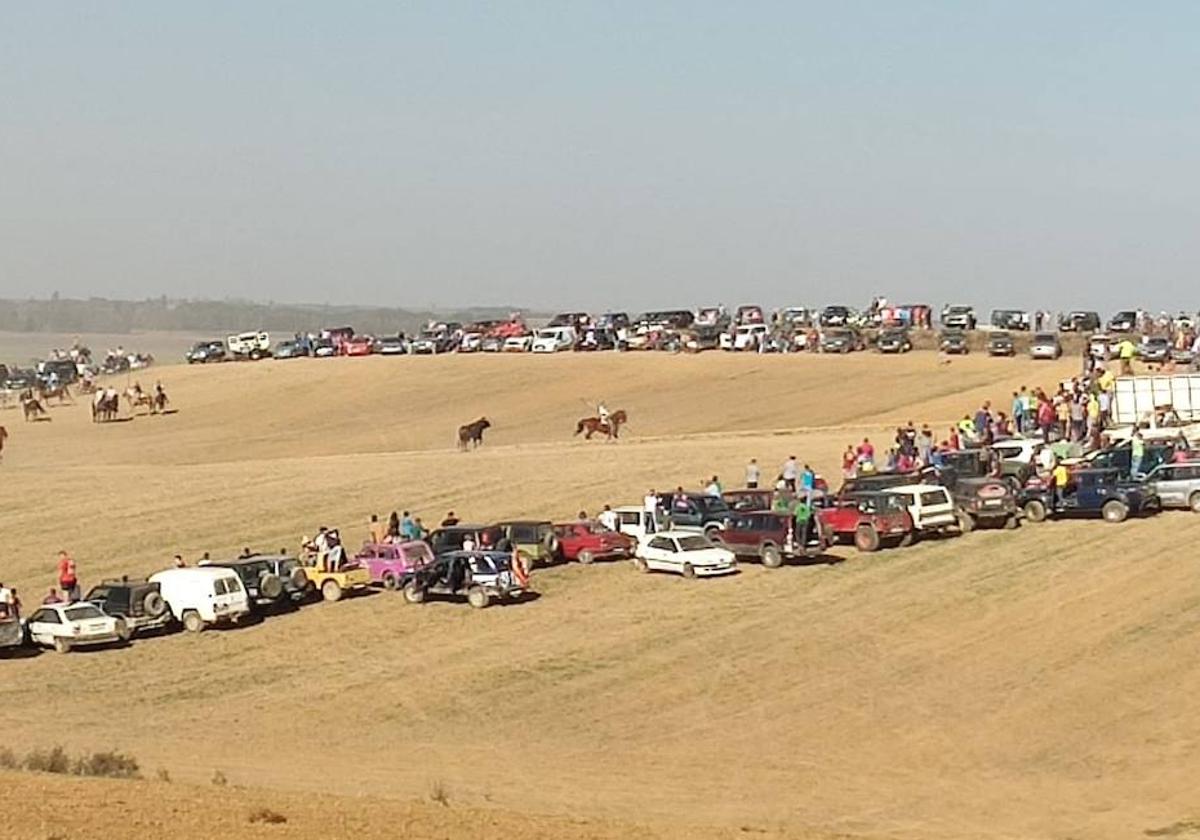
[642,489,659,534]
[745,459,761,489]
[598,505,618,532]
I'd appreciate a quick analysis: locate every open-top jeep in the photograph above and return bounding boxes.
[298,534,371,602]
[1020,468,1160,523]
[84,578,172,636]
[717,510,831,567]
[402,550,526,609]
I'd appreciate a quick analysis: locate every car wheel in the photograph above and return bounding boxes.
[956,511,976,534]
[633,557,650,574]
[114,618,131,643]
[53,637,71,654]
[853,525,880,552]
[321,580,343,602]
[1190,491,1200,513]
[681,562,696,579]
[182,610,205,633]
[142,591,167,617]
[467,586,490,609]
[402,582,425,604]
[381,571,399,590]
[1002,514,1019,530]
[760,544,783,569]
[577,550,594,565]
[1024,500,1047,523]
[259,573,284,600]
[1102,500,1128,523]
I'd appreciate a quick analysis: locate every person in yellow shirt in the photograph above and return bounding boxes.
[1118,340,1136,376]
[1098,368,1116,392]
[1052,461,1070,511]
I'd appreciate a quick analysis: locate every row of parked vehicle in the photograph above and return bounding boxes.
[7,405,1199,655]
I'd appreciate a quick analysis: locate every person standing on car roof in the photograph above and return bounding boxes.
[745,458,761,489]
[781,456,798,491]
[598,504,618,532]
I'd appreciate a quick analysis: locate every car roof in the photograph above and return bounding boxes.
[883,484,947,494]
[493,519,551,526]
[150,566,237,581]
[645,530,711,540]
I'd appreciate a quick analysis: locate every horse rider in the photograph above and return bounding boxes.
[597,401,610,427]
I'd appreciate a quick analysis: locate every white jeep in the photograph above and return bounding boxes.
[226,331,272,360]
[148,567,251,632]
[882,484,959,535]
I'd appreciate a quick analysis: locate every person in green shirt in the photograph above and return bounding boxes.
[791,497,812,545]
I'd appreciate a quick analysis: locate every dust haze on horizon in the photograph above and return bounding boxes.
[3,2,1199,316]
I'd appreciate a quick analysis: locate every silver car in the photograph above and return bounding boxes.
[1143,462,1200,512]
[1029,332,1062,360]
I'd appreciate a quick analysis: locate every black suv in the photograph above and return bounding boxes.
[930,449,1019,531]
[200,557,288,611]
[84,578,172,636]
[186,340,227,364]
[987,331,1015,356]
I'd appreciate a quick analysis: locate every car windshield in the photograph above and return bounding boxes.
[536,330,558,339]
[990,332,1011,340]
[826,329,850,338]
[64,605,103,621]
[677,535,712,551]
[510,525,540,542]
[696,497,729,514]
[1034,333,1056,342]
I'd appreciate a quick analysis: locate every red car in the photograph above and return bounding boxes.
[552,521,635,564]
[487,319,528,339]
[816,491,914,552]
[342,335,375,356]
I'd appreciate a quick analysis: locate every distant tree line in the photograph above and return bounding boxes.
[0,296,533,336]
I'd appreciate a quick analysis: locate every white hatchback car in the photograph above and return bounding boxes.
[633,531,738,578]
[26,602,130,654]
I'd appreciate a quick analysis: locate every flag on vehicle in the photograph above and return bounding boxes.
[512,547,530,586]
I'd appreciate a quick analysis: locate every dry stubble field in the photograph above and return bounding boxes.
[2,351,1200,840]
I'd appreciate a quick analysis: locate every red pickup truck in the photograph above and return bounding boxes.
[552,521,635,564]
[816,491,914,551]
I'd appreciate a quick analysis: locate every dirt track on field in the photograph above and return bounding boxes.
[2,351,1198,840]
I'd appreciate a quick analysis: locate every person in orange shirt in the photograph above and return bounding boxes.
[368,514,388,545]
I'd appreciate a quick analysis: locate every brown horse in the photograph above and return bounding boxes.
[92,391,121,423]
[457,417,491,450]
[124,385,153,414]
[575,409,627,440]
[22,397,46,422]
[0,425,7,461]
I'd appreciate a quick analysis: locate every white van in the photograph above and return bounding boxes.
[148,567,251,632]
[882,484,958,535]
[531,326,576,353]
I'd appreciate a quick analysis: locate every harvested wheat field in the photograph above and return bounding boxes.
[2,351,1200,840]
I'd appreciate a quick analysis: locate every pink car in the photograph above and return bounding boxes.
[353,541,434,590]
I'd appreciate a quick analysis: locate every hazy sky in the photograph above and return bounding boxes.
[2,2,1198,315]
